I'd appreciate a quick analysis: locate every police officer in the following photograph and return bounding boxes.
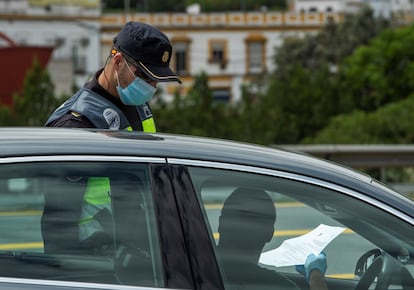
[44,21,181,248]
[45,21,181,131]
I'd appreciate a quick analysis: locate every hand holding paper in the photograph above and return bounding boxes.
[259,224,345,267]
[296,252,327,283]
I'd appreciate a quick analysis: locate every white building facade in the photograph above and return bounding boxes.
[290,0,414,18]
[101,12,338,103]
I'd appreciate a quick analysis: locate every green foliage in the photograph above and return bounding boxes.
[303,23,414,145]
[0,58,63,126]
[259,64,339,144]
[262,8,389,145]
[338,24,414,113]
[274,8,388,75]
[0,106,13,126]
[307,94,414,144]
[153,71,240,139]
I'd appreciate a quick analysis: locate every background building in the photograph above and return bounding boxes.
[0,0,101,100]
[1,0,413,105]
[101,11,339,103]
[290,0,414,18]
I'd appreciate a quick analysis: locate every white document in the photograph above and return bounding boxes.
[259,224,346,267]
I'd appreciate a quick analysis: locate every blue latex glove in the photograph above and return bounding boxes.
[295,252,327,284]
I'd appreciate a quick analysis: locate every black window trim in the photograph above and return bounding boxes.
[168,164,224,290]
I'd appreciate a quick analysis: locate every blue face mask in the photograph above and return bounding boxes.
[116,60,156,106]
[116,76,156,106]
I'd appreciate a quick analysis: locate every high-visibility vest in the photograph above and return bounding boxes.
[78,177,112,240]
[45,88,156,132]
[45,87,156,241]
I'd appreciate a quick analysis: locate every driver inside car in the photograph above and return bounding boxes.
[217,187,328,290]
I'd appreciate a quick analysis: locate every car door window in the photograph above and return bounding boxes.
[188,166,413,290]
[0,161,163,287]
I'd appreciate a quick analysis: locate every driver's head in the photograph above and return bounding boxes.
[218,188,276,254]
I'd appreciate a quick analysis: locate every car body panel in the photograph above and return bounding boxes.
[0,128,412,217]
[0,128,413,290]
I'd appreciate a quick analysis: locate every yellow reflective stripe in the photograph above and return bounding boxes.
[79,215,94,224]
[142,117,156,133]
[126,126,133,131]
[84,177,110,205]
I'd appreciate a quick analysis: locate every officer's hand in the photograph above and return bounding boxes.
[296,252,327,284]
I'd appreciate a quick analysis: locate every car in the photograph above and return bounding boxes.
[0,127,412,290]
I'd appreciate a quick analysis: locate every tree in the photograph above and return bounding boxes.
[0,106,13,126]
[337,24,414,113]
[153,71,240,138]
[274,8,388,76]
[4,58,63,126]
[306,94,414,144]
[258,8,389,145]
[153,72,214,135]
[258,64,339,144]
[302,23,414,145]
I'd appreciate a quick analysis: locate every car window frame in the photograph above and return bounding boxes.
[167,158,414,290]
[0,155,194,289]
[168,164,225,290]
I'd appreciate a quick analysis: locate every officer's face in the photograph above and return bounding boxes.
[123,56,158,88]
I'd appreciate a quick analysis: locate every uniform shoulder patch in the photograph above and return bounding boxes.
[103,108,121,130]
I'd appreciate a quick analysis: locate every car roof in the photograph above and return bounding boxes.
[0,127,369,182]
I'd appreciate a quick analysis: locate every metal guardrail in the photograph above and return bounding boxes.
[277,144,414,169]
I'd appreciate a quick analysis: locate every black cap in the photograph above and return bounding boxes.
[113,21,181,83]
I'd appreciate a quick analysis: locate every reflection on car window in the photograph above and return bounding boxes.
[0,162,163,287]
[188,166,413,290]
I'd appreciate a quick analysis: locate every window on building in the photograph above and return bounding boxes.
[209,40,227,68]
[246,36,266,74]
[72,45,86,74]
[171,38,191,76]
[212,88,231,103]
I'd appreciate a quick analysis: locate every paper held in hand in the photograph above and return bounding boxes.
[259,224,346,267]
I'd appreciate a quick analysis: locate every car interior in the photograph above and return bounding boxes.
[0,162,163,288]
[189,166,414,290]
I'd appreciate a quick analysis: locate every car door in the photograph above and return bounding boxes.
[168,160,414,290]
[0,156,193,289]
